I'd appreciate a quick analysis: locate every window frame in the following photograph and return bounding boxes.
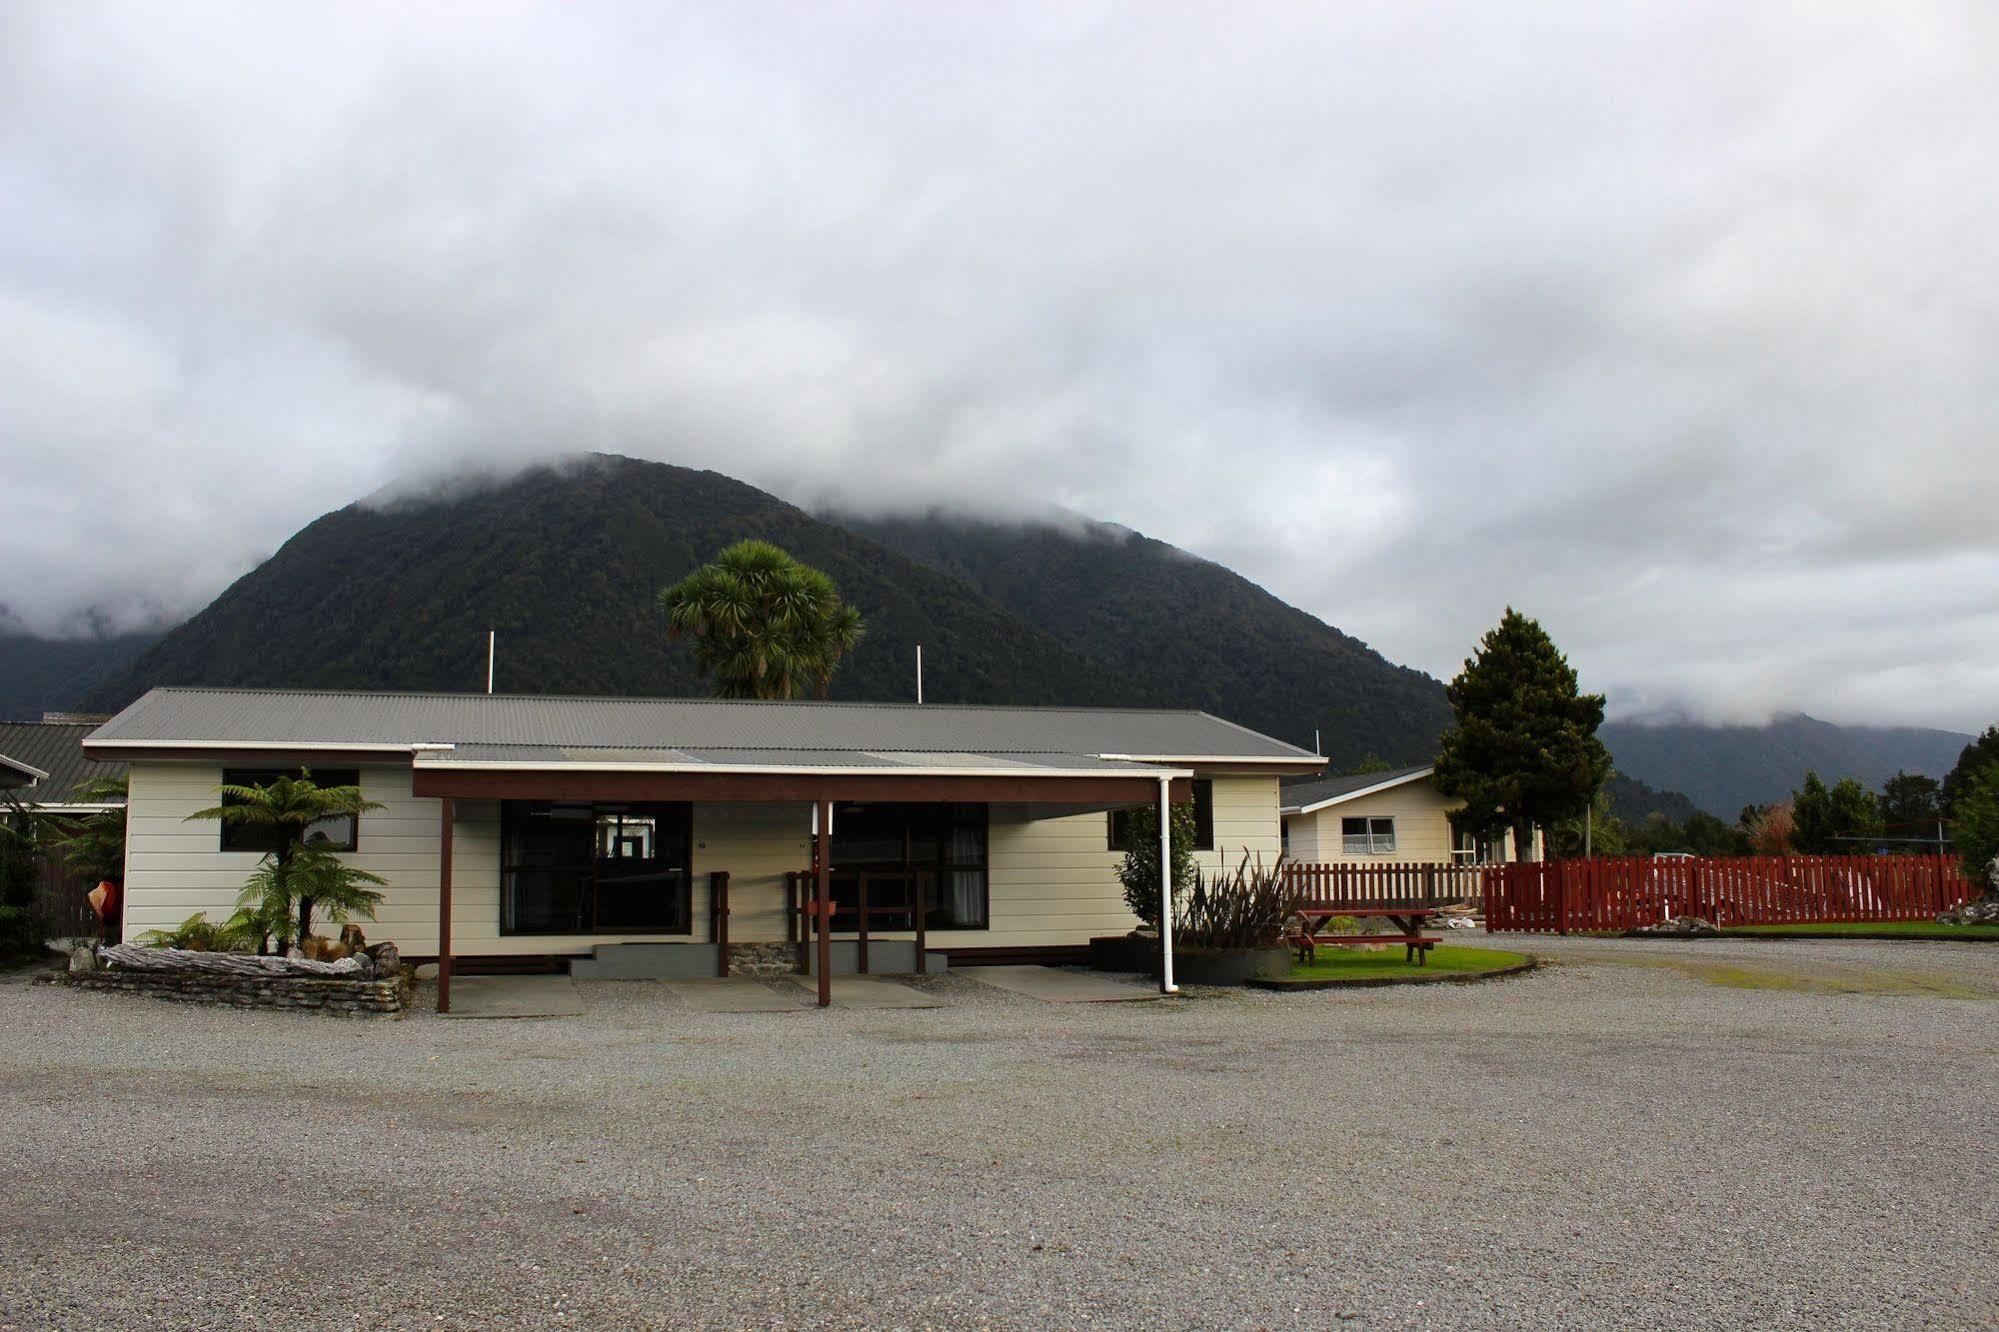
[500,801,694,937]
[1107,779,1214,853]
[829,801,990,932]
[217,768,361,854]
[1341,814,1397,856]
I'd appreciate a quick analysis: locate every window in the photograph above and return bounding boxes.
[830,802,988,931]
[218,768,361,853]
[502,802,692,935]
[1108,779,1214,852]
[1342,815,1396,856]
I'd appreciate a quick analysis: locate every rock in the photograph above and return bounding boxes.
[1627,916,1719,938]
[367,941,402,973]
[68,947,98,973]
[1938,895,1999,926]
[414,962,439,981]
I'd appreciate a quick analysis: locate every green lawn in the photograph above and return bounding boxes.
[1284,943,1530,982]
[1721,921,1999,941]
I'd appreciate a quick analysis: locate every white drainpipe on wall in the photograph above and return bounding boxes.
[1158,774,1178,995]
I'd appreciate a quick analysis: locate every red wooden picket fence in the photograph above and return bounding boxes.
[1282,860,1484,908]
[1481,854,1978,934]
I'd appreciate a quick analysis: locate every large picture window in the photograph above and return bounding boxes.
[502,802,692,935]
[830,802,988,931]
[1108,780,1213,852]
[218,768,361,853]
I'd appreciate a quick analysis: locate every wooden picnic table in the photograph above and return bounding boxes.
[1287,905,1444,965]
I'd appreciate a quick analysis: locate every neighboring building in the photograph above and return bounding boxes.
[85,688,1323,984]
[0,720,128,812]
[0,751,46,791]
[1280,764,1540,865]
[0,720,129,939]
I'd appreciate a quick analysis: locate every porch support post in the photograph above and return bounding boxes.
[1158,775,1177,995]
[815,798,833,1008]
[437,797,454,1014]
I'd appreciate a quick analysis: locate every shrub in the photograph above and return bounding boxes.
[1176,851,1302,951]
[0,804,48,965]
[137,913,228,951]
[1116,802,1198,928]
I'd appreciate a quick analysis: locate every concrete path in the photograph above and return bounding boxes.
[780,976,942,1008]
[444,975,586,1019]
[664,978,810,1012]
[956,964,1160,1003]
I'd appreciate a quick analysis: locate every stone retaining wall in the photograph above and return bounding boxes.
[725,942,800,979]
[52,966,412,1018]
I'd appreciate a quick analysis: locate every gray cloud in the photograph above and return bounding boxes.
[3,2,1996,729]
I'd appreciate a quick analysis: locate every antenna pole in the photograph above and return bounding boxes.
[486,630,495,695]
[916,644,924,704]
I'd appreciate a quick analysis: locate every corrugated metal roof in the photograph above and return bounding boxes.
[87,688,1322,769]
[0,722,128,804]
[1280,764,1433,812]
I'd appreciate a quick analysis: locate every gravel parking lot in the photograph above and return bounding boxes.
[3,935,1994,1331]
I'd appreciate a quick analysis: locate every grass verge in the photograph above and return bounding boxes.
[1720,921,1999,942]
[1250,944,1534,990]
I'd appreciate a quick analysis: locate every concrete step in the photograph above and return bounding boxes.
[569,943,719,980]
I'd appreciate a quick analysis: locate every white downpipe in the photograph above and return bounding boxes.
[486,630,496,694]
[1158,774,1178,995]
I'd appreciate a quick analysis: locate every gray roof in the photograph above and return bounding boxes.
[0,722,128,804]
[87,688,1322,774]
[1280,764,1433,812]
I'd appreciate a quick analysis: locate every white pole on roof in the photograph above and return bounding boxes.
[1158,773,1177,995]
[486,630,495,695]
[916,644,924,705]
[1314,728,1320,755]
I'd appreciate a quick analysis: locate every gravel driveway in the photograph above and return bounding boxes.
[3,936,1994,1331]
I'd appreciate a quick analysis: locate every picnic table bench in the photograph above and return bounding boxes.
[1286,906,1444,965]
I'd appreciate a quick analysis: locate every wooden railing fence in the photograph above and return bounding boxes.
[1481,854,1978,934]
[1281,860,1484,908]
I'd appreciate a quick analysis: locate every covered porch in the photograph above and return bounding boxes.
[413,759,1194,1011]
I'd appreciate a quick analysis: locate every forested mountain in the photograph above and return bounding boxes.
[76,455,1453,765]
[0,629,158,720]
[1599,714,1973,818]
[80,457,1135,713]
[44,452,1965,818]
[840,510,1452,763]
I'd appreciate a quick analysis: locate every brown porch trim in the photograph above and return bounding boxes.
[412,769,1193,805]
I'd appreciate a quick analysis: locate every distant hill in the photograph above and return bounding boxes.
[0,630,159,720]
[839,510,1452,764]
[81,457,1136,713]
[1599,714,1974,818]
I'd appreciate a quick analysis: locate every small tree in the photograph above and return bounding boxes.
[1878,770,1942,845]
[43,774,129,887]
[1941,725,1999,815]
[1790,772,1882,853]
[659,540,866,699]
[184,770,381,948]
[0,797,45,964]
[1747,803,1796,855]
[1115,801,1197,929]
[1433,609,1610,862]
[1950,762,1999,890]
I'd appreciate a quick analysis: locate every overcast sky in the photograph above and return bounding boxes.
[3,3,1996,731]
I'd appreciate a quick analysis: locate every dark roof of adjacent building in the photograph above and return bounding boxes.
[0,721,128,805]
[86,688,1324,776]
[1279,764,1433,813]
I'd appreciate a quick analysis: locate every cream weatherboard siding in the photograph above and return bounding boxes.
[120,767,1284,957]
[1282,774,1539,864]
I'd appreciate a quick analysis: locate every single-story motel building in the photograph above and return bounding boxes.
[83,688,1327,1008]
